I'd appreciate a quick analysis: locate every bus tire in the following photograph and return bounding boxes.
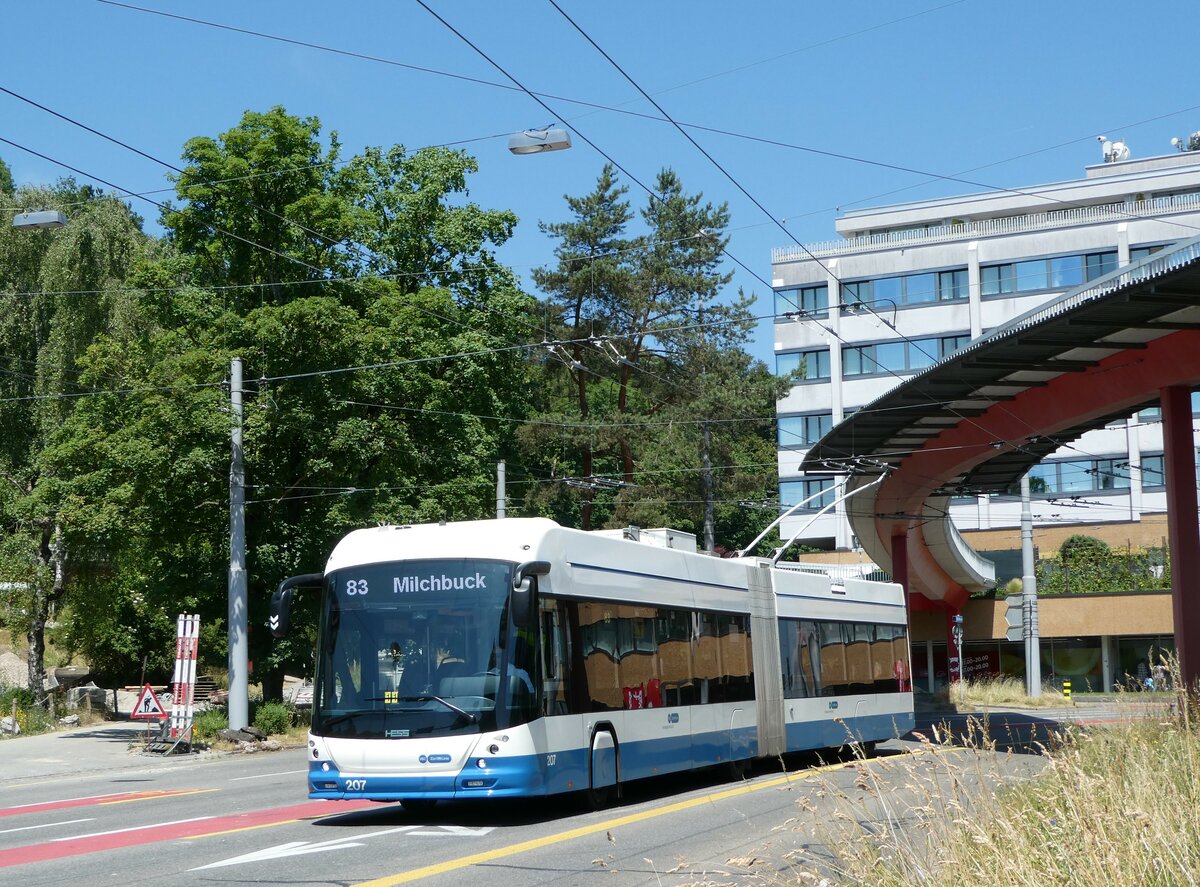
[726,756,750,780]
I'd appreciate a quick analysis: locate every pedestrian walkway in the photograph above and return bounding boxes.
[1,721,219,787]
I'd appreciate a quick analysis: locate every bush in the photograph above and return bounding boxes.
[193,708,228,739]
[0,686,36,709]
[253,701,291,736]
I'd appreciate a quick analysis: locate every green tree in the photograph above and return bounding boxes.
[0,179,150,700]
[1035,534,1167,594]
[47,109,534,695]
[522,166,787,550]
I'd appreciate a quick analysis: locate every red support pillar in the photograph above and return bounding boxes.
[1161,384,1200,689]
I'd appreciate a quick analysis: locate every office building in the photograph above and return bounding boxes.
[772,145,1200,561]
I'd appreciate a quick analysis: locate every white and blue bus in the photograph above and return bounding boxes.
[269,518,913,808]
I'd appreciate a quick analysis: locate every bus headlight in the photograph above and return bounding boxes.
[476,758,488,769]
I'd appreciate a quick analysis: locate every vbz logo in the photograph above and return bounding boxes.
[667,712,680,724]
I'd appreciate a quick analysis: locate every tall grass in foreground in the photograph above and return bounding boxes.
[812,690,1200,884]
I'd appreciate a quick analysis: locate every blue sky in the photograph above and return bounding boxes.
[4,1,1199,364]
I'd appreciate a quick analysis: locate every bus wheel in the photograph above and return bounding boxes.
[585,783,612,811]
[400,799,437,813]
[726,756,750,780]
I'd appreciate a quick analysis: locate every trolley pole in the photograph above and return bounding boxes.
[228,358,249,730]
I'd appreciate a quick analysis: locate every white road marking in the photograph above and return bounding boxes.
[229,770,307,781]
[52,815,214,841]
[192,826,420,870]
[0,817,95,835]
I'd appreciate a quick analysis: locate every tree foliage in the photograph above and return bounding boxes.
[32,108,535,690]
[1035,535,1168,594]
[0,110,791,701]
[521,165,786,551]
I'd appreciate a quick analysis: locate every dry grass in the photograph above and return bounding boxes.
[940,675,1068,710]
[784,685,1199,885]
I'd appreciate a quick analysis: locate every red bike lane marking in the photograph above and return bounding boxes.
[0,789,207,818]
[0,799,377,869]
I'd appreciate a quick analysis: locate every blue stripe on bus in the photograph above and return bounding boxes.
[307,712,914,802]
[568,561,748,593]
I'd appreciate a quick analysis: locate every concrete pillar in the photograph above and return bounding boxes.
[1101,635,1114,693]
[1127,417,1142,521]
[1161,384,1200,689]
[967,241,982,338]
[925,641,935,694]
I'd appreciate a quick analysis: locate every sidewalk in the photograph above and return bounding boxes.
[1,719,222,786]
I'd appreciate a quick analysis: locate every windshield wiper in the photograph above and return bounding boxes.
[399,694,479,724]
[319,709,376,730]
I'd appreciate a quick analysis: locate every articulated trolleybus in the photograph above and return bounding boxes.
[269,518,913,808]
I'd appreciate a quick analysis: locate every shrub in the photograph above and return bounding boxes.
[0,686,36,710]
[253,701,291,736]
[193,708,228,740]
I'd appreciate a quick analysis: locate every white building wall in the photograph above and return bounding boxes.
[774,152,1200,551]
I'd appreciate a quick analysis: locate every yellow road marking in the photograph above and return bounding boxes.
[355,759,859,887]
[99,788,218,805]
[185,818,304,840]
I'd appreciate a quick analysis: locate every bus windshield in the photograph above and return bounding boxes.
[313,559,536,739]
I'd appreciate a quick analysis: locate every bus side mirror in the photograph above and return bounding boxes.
[510,561,550,632]
[269,572,325,638]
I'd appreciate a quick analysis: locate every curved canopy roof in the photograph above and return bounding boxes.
[801,235,1200,610]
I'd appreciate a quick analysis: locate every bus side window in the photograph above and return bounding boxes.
[540,598,571,716]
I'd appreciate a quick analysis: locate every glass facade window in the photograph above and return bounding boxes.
[1015,259,1048,292]
[780,477,835,510]
[1050,255,1084,288]
[1014,457,1139,495]
[1085,251,1118,280]
[1130,244,1167,263]
[841,268,967,311]
[982,250,1117,297]
[1141,454,1165,488]
[777,348,831,380]
[775,284,829,318]
[938,269,968,300]
[842,334,970,377]
[778,413,833,448]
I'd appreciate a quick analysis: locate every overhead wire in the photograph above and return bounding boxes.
[89,0,1200,243]
[14,2,1189,510]
[537,4,1062,499]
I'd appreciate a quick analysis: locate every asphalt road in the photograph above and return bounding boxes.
[0,713,1065,887]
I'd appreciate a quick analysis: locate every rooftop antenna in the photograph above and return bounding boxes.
[1097,135,1129,163]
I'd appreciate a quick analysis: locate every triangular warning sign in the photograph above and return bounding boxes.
[131,683,168,720]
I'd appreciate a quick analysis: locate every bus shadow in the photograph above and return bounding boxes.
[908,711,1069,755]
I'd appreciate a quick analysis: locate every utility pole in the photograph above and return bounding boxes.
[698,289,714,553]
[228,358,249,730]
[1021,474,1042,696]
[496,460,506,518]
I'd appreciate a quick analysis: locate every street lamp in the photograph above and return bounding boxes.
[508,127,572,154]
[13,210,67,229]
